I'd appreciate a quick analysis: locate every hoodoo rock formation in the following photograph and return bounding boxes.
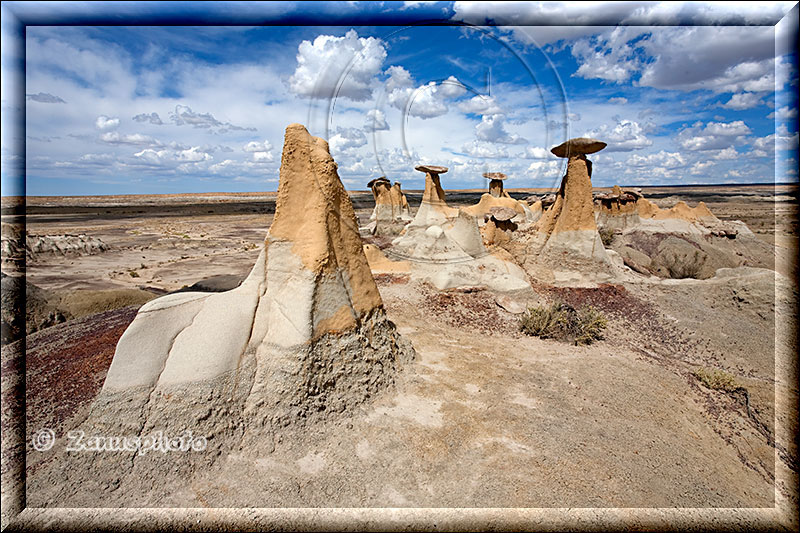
[485,172,510,198]
[462,172,538,224]
[594,184,733,234]
[594,185,643,231]
[482,206,519,246]
[407,165,460,227]
[390,165,530,291]
[366,177,411,235]
[390,181,411,218]
[536,137,609,262]
[88,123,415,455]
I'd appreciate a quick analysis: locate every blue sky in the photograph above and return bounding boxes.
[1,1,798,196]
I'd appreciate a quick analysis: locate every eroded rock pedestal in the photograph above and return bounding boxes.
[366,177,411,235]
[499,138,622,287]
[537,138,609,262]
[407,165,459,227]
[72,124,415,476]
[389,165,530,291]
[462,172,538,225]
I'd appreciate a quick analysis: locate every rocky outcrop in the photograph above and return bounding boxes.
[1,224,109,266]
[481,207,518,246]
[594,185,745,238]
[594,186,756,278]
[462,172,538,224]
[594,185,642,231]
[25,234,109,259]
[363,243,411,273]
[389,166,530,292]
[389,182,411,219]
[87,124,415,460]
[484,172,510,198]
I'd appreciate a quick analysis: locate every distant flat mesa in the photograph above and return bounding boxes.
[551,138,607,158]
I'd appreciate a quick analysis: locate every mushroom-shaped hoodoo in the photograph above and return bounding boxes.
[483,172,508,198]
[535,137,609,262]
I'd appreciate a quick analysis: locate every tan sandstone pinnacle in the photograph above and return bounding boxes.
[368,177,410,223]
[270,124,382,329]
[549,155,599,233]
[407,164,459,226]
[390,182,410,211]
[98,122,413,442]
[368,177,392,205]
[533,139,610,265]
[416,165,451,206]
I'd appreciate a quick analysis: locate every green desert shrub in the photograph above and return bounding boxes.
[519,302,565,339]
[520,301,607,345]
[693,367,740,392]
[575,306,608,346]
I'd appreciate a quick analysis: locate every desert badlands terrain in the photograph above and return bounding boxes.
[1,125,798,530]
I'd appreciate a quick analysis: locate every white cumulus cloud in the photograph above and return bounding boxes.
[461,140,510,158]
[626,150,686,168]
[386,68,467,119]
[677,120,751,151]
[329,127,367,154]
[95,115,120,131]
[721,92,763,110]
[364,109,389,132]
[476,114,527,144]
[768,105,799,120]
[288,29,387,101]
[242,140,273,153]
[586,119,652,152]
[458,95,504,115]
[100,131,160,146]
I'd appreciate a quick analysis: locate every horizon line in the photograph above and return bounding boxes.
[4,181,797,199]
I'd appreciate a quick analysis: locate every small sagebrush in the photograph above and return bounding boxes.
[693,367,740,392]
[520,301,607,345]
[575,306,608,345]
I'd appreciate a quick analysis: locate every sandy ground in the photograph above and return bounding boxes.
[1,184,798,530]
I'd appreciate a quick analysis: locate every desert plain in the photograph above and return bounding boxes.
[1,180,798,529]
